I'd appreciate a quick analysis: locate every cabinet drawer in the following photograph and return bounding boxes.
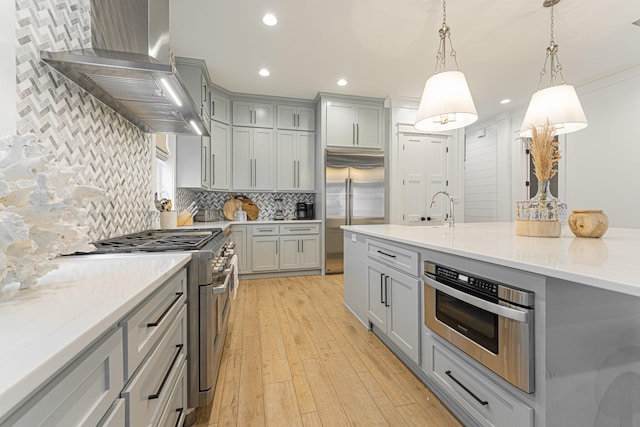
[97,398,126,427]
[1,329,124,427]
[157,361,187,427]
[120,269,186,379]
[366,238,419,277]
[279,223,319,235]
[425,333,533,427]
[253,224,279,236]
[122,305,187,427]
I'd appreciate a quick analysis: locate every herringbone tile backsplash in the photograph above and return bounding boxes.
[177,189,315,221]
[16,0,152,240]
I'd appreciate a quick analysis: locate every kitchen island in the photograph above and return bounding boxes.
[0,252,191,425]
[342,222,640,427]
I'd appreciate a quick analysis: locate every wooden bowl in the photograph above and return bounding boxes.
[568,210,609,238]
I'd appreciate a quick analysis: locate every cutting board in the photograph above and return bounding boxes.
[223,196,243,220]
[235,195,259,220]
[223,195,259,220]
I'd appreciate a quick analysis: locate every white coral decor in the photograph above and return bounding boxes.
[0,134,106,291]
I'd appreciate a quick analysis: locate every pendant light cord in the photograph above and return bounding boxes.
[433,0,461,75]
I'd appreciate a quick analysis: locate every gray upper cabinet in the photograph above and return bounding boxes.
[210,121,231,191]
[176,134,212,190]
[325,100,383,150]
[232,101,274,128]
[277,105,315,131]
[175,58,211,134]
[210,91,230,125]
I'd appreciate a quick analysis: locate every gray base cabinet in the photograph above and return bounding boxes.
[239,223,321,276]
[1,269,188,427]
[230,225,248,273]
[0,329,124,427]
[367,259,420,364]
[252,236,280,272]
[343,231,369,326]
[422,332,533,427]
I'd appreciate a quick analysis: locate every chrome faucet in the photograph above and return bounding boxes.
[430,191,455,227]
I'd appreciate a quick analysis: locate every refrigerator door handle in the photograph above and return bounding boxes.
[344,178,350,225]
[348,178,353,225]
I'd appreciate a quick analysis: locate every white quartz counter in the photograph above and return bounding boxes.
[0,252,191,417]
[343,222,640,297]
[187,219,321,230]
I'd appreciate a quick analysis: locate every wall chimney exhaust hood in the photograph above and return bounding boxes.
[40,0,208,136]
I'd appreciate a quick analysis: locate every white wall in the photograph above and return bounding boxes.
[564,67,640,228]
[0,1,16,137]
[471,64,640,229]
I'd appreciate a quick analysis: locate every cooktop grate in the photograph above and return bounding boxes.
[87,229,222,254]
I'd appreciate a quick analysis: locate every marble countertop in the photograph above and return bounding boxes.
[0,252,191,417]
[343,222,640,297]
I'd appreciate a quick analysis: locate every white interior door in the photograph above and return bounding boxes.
[398,132,448,225]
[425,137,448,220]
[399,134,426,225]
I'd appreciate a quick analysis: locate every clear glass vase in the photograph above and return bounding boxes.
[531,179,556,201]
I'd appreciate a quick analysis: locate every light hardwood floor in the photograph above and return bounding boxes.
[192,274,462,427]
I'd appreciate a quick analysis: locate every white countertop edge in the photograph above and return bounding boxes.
[343,223,640,298]
[189,219,321,229]
[0,252,192,418]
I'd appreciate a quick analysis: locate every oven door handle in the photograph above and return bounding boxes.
[423,275,529,323]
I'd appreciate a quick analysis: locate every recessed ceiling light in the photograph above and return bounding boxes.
[259,68,270,77]
[500,99,511,104]
[263,14,277,26]
[337,79,348,87]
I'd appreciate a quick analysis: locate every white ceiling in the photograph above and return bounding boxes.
[169,0,640,120]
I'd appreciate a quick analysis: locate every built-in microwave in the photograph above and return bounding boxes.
[423,261,535,393]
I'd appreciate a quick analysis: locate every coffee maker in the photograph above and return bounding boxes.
[296,202,314,220]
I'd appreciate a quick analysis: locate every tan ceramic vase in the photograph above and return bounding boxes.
[568,210,609,238]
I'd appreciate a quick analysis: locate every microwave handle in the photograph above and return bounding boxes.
[423,275,529,323]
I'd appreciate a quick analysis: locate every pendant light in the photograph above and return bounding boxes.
[415,0,477,132]
[519,0,587,138]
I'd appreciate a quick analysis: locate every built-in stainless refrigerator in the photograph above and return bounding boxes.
[325,149,385,274]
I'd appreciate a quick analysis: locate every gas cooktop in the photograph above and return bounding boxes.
[86,229,223,254]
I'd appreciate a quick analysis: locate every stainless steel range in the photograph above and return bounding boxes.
[86,228,235,410]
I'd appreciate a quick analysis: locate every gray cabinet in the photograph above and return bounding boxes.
[211,121,231,191]
[243,223,320,275]
[232,127,274,191]
[211,91,230,124]
[0,329,124,427]
[252,236,280,272]
[230,225,248,274]
[367,259,420,363]
[277,104,315,131]
[175,58,211,133]
[366,237,420,364]
[325,100,383,150]
[422,332,533,427]
[1,269,188,427]
[343,231,369,327]
[176,134,212,189]
[276,130,315,191]
[233,101,274,128]
[279,234,320,270]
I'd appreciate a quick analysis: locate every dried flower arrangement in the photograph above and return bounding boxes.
[529,119,561,181]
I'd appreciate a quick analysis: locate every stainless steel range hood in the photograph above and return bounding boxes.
[40,0,208,136]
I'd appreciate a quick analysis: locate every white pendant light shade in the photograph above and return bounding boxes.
[519,84,587,137]
[415,71,478,132]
